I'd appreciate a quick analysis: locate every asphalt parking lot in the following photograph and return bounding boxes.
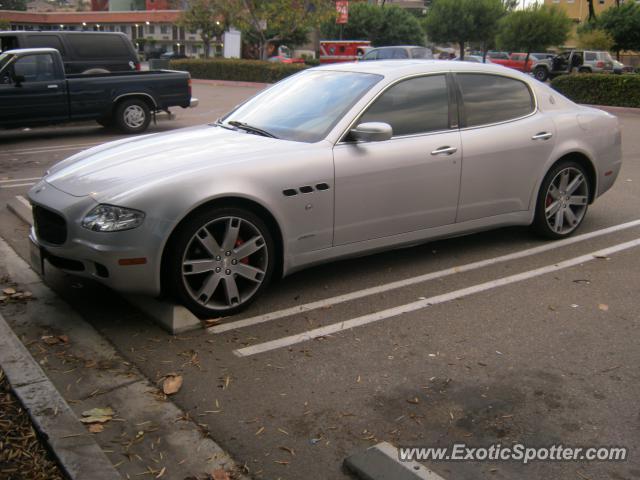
[1,82,639,480]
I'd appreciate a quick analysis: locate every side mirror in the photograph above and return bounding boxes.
[350,122,393,142]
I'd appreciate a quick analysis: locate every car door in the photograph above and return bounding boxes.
[454,72,556,223]
[0,52,68,126]
[333,73,462,245]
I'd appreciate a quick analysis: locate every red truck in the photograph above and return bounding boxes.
[490,52,535,72]
[320,40,371,64]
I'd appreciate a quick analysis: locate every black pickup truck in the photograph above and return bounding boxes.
[0,48,198,134]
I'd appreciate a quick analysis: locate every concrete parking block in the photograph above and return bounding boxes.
[344,442,446,480]
[7,194,33,225]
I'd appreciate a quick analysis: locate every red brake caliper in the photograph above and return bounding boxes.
[235,239,250,264]
[546,194,553,208]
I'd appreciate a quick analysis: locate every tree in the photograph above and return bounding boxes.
[322,3,423,47]
[237,0,335,60]
[423,0,506,60]
[0,0,26,10]
[598,2,640,59]
[586,0,597,23]
[178,0,240,58]
[497,5,571,66]
[576,28,613,50]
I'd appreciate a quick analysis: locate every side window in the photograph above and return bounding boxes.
[26,35,66,55]
[359,75,450,137]
[67,34,129,58]
[391,48,409,59]
[585,52,596,61]
[13,54,55,82]
[363,50,377,61]
[457,73,534,127]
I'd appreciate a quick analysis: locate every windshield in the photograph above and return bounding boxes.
[0,52,14,73]
[220,70,382,143]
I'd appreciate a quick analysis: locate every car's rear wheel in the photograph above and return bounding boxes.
[533,161,590,239]
[167,207,275,318]
[115,98,151,134]
[578,67,591,73]
[533,67,548,82]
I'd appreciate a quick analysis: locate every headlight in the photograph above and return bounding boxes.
[81,204,145,232]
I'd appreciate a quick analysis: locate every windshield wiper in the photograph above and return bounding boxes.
[227,120,277,139]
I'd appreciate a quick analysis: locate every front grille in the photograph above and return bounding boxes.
[33,205,67,245]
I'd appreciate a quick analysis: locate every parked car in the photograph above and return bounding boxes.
[486,51,509,61]
[0,48,197,133]
[27,60,621,317]
[532,50,614,82]
[490,52,534,72]
[160,51,189,60]
[361,46,433,61]
[319,40,371,64]
[612,60,635,74]
[453,55,492,63]
[0,31,139,74]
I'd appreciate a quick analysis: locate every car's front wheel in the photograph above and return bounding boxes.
[533,161,590,239]
[533,66,549,82]
[167,207,275,318]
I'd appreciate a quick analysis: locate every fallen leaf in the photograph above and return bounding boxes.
[88,424,104,433]
[407,397,419,405]
[211,470,229,480]
[598,304,609,312]
[274,460,290,465]
[80,415,112,424]
[82,407,114,417]
[156,467,166,479]
[2,287,16,295]
[204,319,221,327]
[163,375,183,395]
[255,426,265,436]
[279,446,295,456]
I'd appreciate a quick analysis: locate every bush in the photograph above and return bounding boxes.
[169,58,309,83]
[551,73,640,108]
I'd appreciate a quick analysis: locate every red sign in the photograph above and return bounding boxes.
[336,1,349,24]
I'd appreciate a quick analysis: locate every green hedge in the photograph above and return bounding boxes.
[551,73,640,108]
[169,58,309,83]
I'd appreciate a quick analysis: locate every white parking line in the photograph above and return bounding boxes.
[0,177,41,184]
[0,142,100,156]
[210,219,640,334]
[0,182,36,189]
[234,237,640,357]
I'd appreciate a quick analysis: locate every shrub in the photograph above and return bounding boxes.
[551,73,640,108]
[169,58,309,83]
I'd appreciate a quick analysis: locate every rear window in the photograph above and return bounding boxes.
[0,35,19,52]
[26,35,66,54]
[378,48,408,60]
[66,34,130,58]
[457,73,534,127]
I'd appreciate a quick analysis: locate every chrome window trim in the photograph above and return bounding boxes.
[335,70,452,145]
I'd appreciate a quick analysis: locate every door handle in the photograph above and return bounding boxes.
[47,84,59,89]
[532,132,553,140]
[431,146,457,156]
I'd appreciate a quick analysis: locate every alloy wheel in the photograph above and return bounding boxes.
[544,167,589,235]
[123,105,146,129]
[181,216,268,311]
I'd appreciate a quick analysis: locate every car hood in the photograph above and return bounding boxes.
[45,125,303,198]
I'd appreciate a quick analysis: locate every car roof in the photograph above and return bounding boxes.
[368,46,426,50]
[2,47,59,55]
[313,59,518,80]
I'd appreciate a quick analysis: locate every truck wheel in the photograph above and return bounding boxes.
[533,67,548,82]
[115,99,151,134]
[578,67,591,73]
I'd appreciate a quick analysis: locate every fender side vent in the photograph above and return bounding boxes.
[316,183,330,191]
[283,189,298,197]
[299,185,314,194]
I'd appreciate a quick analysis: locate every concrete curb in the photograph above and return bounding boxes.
[0,312,122,480]
[192,78,271,88]
[0,235,247,479]
[7,194,33,225]
[344,442,446,480]
[585,104,640,115]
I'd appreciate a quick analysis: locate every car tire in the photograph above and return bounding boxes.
[533,67,548,82]
[114,98,151,134]
[167,207,275,318]
[532,161,590,239]
[578,67,591,73]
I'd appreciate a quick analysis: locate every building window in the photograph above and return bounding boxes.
[160,24,168,34]
[120,25,128,33]
[148,25,155,34]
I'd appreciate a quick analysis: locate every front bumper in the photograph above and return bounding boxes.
[28,182,163,296]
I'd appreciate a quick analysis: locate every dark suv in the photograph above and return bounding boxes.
[0,31,139,74]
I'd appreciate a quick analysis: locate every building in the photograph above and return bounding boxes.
[543,0,639,23]
[0,9,227,57]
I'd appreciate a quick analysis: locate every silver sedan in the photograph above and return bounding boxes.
[28,60,622,317]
